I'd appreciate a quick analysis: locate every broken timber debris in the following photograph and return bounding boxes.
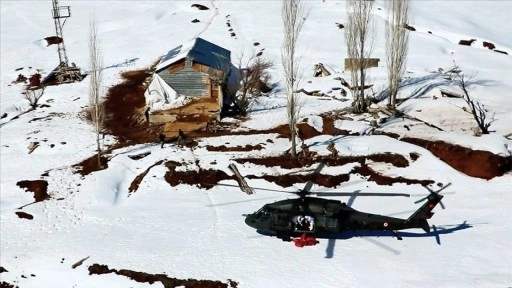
[228,163,254,195]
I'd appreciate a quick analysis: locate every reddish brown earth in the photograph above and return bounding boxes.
[74,155,109,176]
[401,137,511,180]
[164,152,431,190]
[88,264,238,288]
[373,130,511,179]
[15,211,33,220]
[0,282,18,288]
[165,167,231,189]
[102,69,160,145]
[128,160,163,194]
[16,180,49,202]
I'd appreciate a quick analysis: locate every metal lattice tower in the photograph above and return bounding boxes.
[43,0,82,85]
[51,0,70,66]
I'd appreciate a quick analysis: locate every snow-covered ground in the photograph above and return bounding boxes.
[1,1,511,287]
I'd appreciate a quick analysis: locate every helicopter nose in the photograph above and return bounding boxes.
[245,215,257,228]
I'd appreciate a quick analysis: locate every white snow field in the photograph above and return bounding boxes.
[1,1,512,287]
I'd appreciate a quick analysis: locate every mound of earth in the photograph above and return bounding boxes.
[103,69,158,146]
[15,211,34,220]
[16,180,49,202]
[402,137,511,180]
[88,264,238,288]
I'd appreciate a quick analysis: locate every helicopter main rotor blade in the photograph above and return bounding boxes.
[215,183,291,194]
[314,192,410,197]
[423,182,452,195]
[415,182,452,205]
[414,196,428,204]
[302,162,326,193]
[436,182,452,194]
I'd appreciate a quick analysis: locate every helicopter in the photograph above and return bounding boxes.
[219,163,450,247]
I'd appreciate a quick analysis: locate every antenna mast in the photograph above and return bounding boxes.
[42,0,83,85]
[52,0,70,66]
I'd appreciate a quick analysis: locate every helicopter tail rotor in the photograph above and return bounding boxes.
[407,183,449,231]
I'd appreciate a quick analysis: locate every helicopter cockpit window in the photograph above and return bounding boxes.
[293,215,315,232]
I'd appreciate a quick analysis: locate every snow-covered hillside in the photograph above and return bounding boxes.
[1,1,511,287]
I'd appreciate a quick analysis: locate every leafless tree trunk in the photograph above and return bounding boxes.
[282,0,308,158]
[453,72,494,134]
[386,0,410,109]
[88,19,104,167]
[345,0,375,113]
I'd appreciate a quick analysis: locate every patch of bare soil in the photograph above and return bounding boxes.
[191,3,210,10]
[236,154,431,187]
[401,137,511,179]
[205,144,264,152]
[297,120,322,139]
[354,163,433,186]
[163,153,430,190]
[249,172,351,188]
[165,167,231,189]
[16,180,49,202]
[15,211,33,220]
[73,155,109,176]
[128,160,163,194]
[373,131,512,179]
[88,264,238,288]
[0,282,18,288]
[235,153,409,169]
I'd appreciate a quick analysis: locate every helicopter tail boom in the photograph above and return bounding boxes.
[406,192,444,232]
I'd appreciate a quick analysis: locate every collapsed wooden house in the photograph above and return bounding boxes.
[144,37,238,137]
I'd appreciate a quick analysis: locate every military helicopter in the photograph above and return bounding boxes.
[218,163,450,247]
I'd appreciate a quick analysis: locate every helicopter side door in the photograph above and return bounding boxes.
[292,215,316,232]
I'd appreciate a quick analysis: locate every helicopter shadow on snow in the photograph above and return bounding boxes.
[318,221,474,259]
[255,221,474,258]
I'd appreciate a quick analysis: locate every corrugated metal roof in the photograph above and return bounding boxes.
[158,67,208,97]
[155,37,231,73]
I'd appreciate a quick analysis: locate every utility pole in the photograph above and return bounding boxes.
[52,0,70,66]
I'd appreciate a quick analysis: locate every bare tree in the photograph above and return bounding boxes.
[345,0,375,113]
[282,0,308,158]
[22,87,45,109]
[453,72,494,134]
[88,19,104,167]
[236,52,274,116]
[386,0,410,109]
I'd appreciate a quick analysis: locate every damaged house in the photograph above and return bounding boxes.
[145,37,238,136]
